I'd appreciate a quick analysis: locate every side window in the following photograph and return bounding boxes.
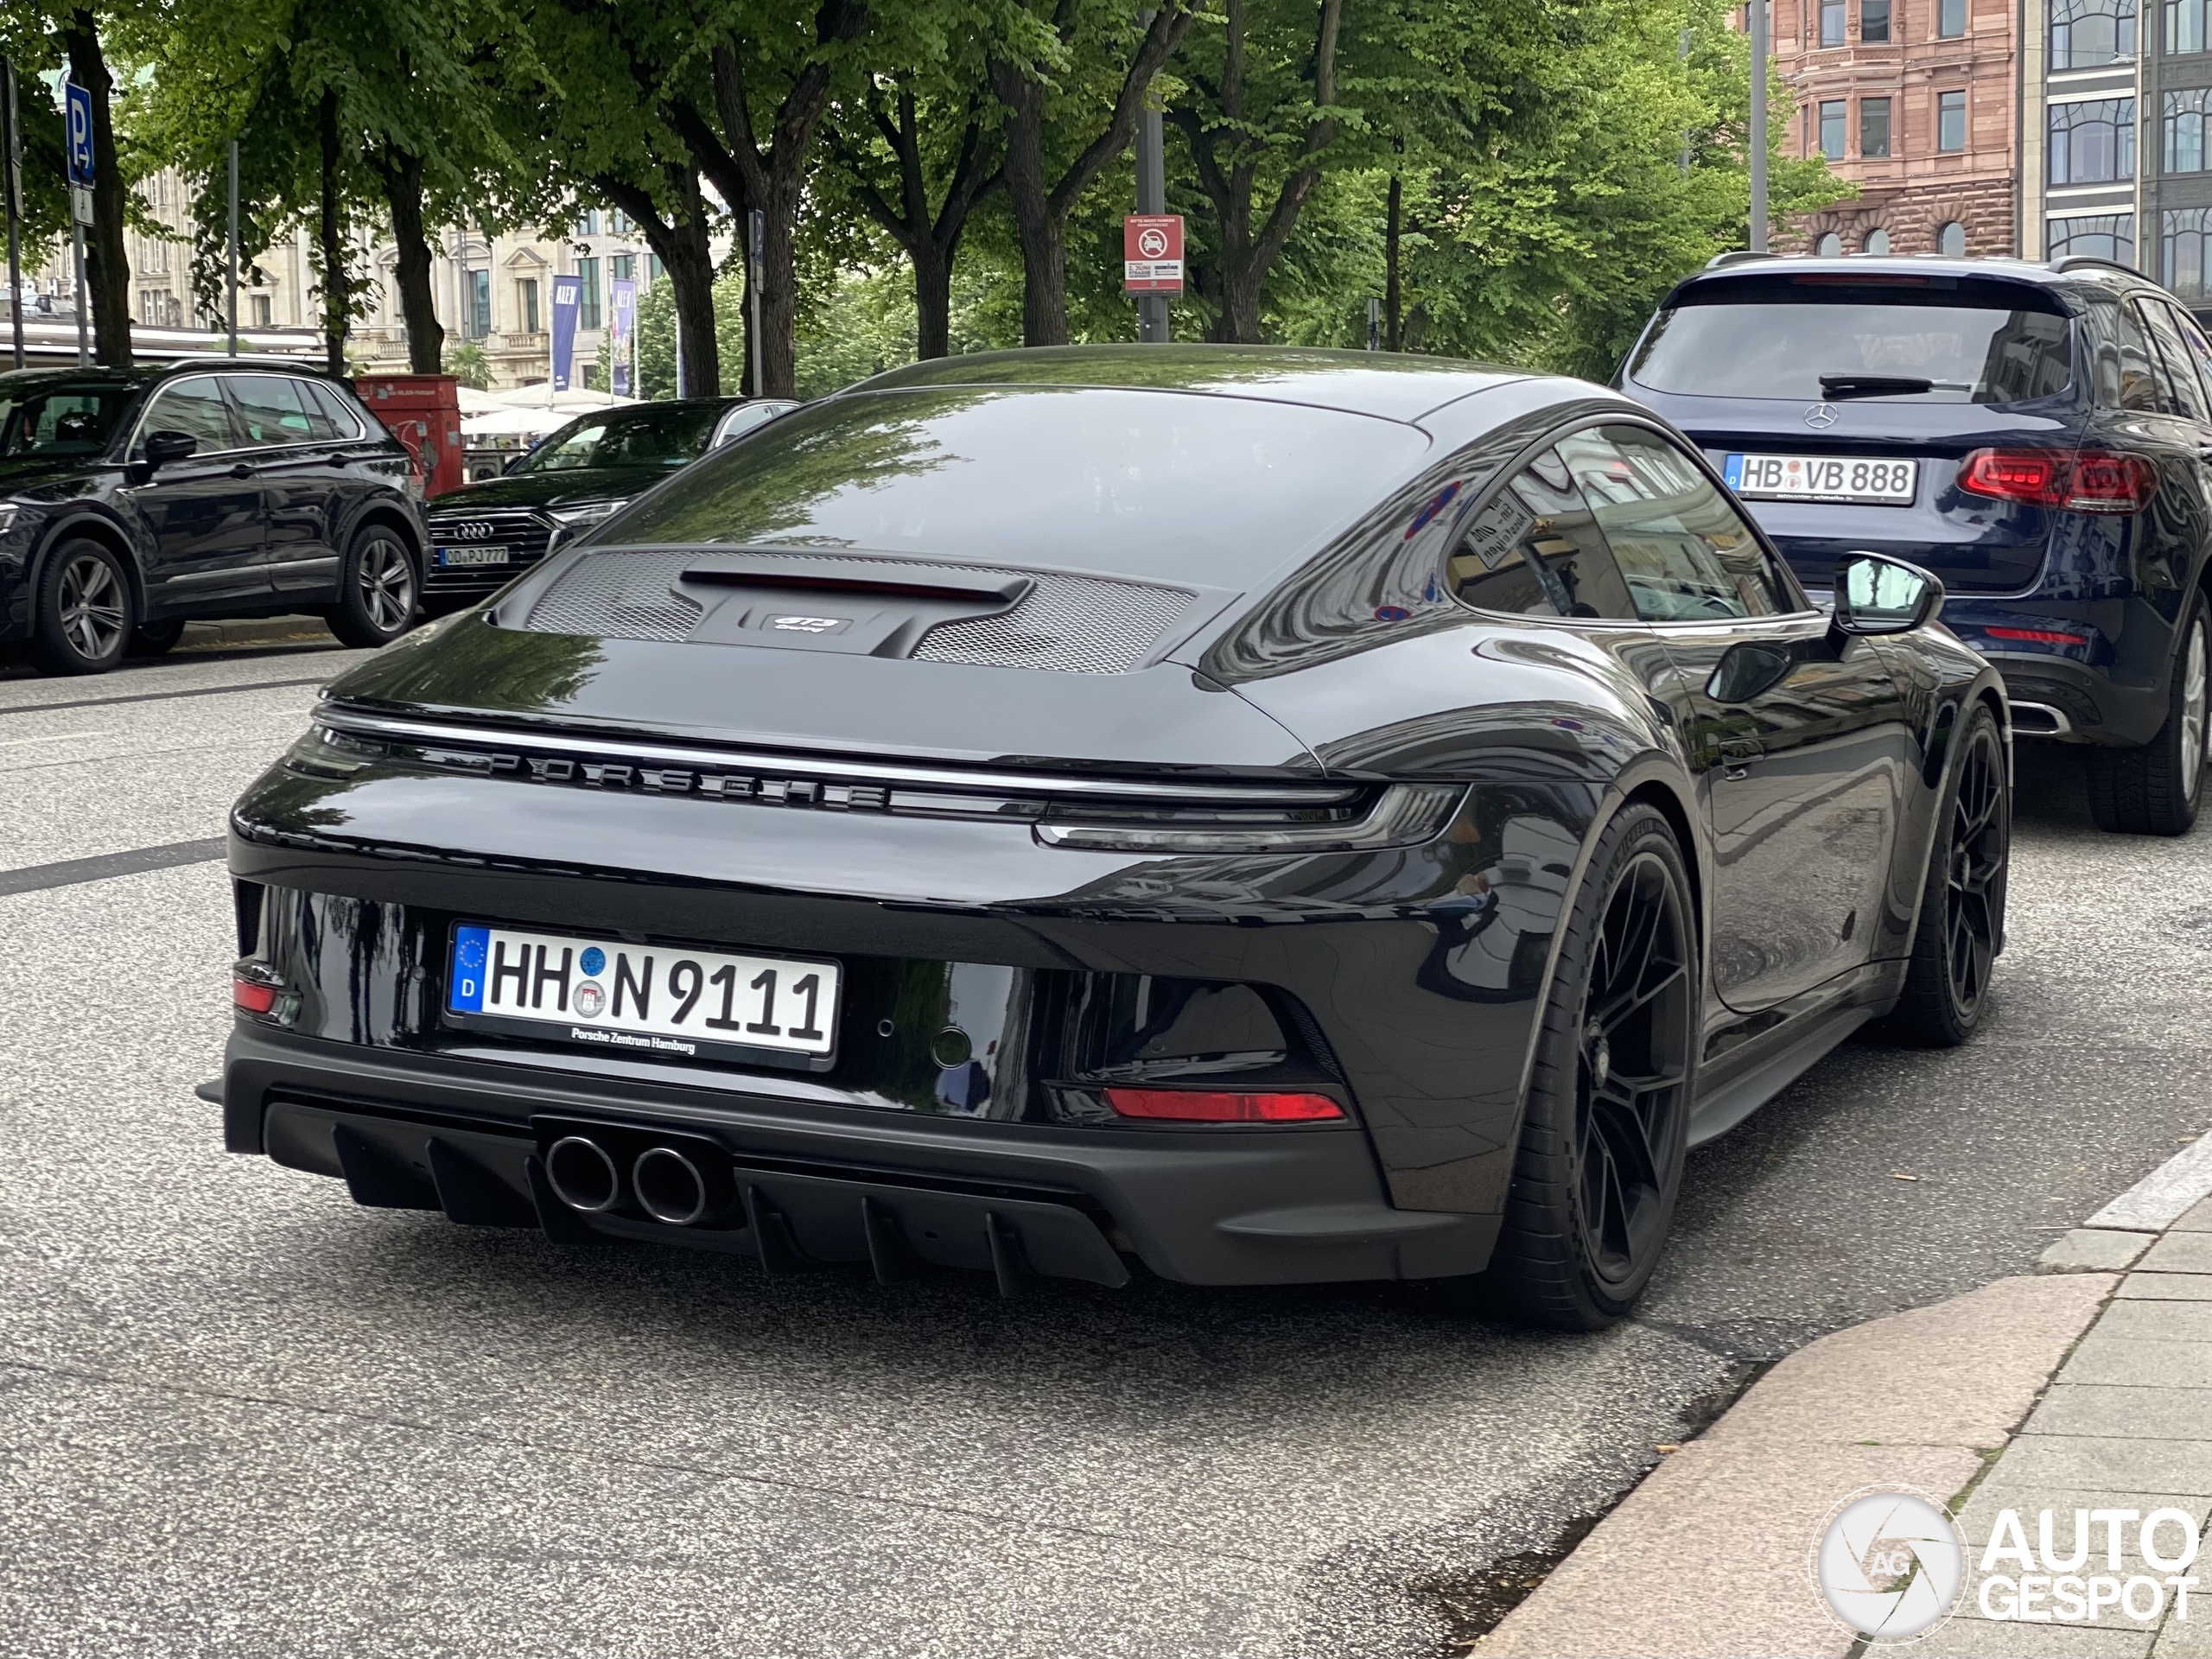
[1448,447,1637,620]
[2134,300,2208,421]
[2157,301,2212,422]
[2109,302,2166,412]
[230,375,335,446]
[136,377,235,456]
[1563,425,1789,624]
[304,378,366,439]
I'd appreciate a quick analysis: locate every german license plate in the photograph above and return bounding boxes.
[447,924,839,1064]
[1725,454,1918,505]
[436,545,512,567]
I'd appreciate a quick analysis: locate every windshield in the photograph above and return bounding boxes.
[1630,285,2075,404]
[603,385,1431,586]
[511,404,724,473]
[0,383,141,457]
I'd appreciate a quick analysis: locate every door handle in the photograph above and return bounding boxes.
[229,463,256,479]
[1718,738,1764,780]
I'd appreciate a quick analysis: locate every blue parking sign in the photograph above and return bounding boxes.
[65,82,93,186]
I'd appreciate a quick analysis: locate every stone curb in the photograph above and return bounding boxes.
[178,615,335,651]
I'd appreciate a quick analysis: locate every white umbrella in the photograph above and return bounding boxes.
[482,384,639,410]
[454,385,505,416]
[461,404,585,437]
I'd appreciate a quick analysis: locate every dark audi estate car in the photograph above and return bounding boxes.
[0,363,427,673]
[221,347,2009,1327]
[422,397,795,613]
[1623,253,2212,835]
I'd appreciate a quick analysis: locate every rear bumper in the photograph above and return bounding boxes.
[221,1022,1500,1288]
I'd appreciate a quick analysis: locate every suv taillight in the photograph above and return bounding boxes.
[1957,448,2157,513]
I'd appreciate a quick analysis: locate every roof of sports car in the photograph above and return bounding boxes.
[854,345,1529,423]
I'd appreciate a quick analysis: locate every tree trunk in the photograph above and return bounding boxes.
[61,11,129,366]
[992,67,1065,348]
[833,89,993,363]
[913,242,951,360]
[377,146,442,374]
[1385,173,1402,352]
[602,172,720,397]
[317,87,349,378]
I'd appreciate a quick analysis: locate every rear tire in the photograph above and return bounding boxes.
[1480,804,1697,1330]
[323,525,420,649]
[1879,704,2008,1047]
[2088,593,2208,836]
[29,539,134,676]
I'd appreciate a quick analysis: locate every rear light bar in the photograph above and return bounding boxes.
[1956,448,2156,513]
[232,975,278,1014]
[1983,626,2088,646]
[1103,1088,1346,1123]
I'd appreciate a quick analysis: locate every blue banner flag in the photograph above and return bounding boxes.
[550,274,582,391]
[608,278,637,397]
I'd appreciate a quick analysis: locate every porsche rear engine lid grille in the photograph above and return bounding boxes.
[518,547,1195,674]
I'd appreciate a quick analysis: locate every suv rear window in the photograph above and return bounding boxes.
[1629,276,2074,404]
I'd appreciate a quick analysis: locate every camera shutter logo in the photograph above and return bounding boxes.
[1812,1487,1967,1642]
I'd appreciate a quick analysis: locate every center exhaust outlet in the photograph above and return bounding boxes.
[632,1146,710,1226]
[544,1135,620,1213]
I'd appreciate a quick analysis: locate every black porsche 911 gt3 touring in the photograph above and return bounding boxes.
[219,346,2009,1328]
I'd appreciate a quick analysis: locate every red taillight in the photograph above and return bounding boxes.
[1984,626,2088,645]
[1103,1088,1346,1123]
[232,976,278,1014]
[1957,448,2156,513]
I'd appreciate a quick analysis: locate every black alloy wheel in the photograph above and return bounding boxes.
[325,526,421,648]
[1482,804,1696,1329]
[1883,703,2009,1046]
[29,539,134,676]
[2088,593,2209,836]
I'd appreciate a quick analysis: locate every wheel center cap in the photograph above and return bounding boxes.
[1586,1020,1611,1089]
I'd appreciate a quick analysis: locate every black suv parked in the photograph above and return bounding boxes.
[421,397,794,613]
[0,363,428,675]
[1622,254,2211,834]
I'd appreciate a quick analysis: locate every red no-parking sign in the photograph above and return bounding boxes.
[1124,215,1184,294]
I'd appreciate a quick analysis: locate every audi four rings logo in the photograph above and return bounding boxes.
[1805,403,1841,429]
[442,521,496,540]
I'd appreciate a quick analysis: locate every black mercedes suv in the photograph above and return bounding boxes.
[0,363,429,674]
[1622,254,2211,834]
[421,397,794,613]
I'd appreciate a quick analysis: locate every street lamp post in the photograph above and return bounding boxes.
[226,138,238,356]
[1748,0,1769,254]
[3,57,22,372]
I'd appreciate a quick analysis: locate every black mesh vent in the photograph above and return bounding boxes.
[520,548,1193,673]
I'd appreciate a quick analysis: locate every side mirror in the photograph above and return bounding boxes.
[1833,552,1943,638]
[143,429,198,469]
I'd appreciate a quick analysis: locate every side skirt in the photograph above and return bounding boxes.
[1687,1004,1873,1148]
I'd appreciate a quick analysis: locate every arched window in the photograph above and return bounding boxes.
[2053,0,2139,68]
[2164,207,2212,297]
[1815,232,1842,257]
[2050,99,2138,184]
[1865,228,1891,255]
[2165,88,2212,174]
[2048,213,2137,265]
[1938,221,1967,256]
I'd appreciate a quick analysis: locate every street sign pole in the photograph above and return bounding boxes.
[1134,11,1169,345]
[1367,296,1380,351]
[1748,0,1769,253]
[747,207,764,398]
[66,79,92,368]
[3,57,22,371]
[226,139,238,356]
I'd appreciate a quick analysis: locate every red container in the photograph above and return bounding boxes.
[352,373,465,499]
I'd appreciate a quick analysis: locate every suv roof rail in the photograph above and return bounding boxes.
[2048,254,2141,278]
[1704,250,1777,270]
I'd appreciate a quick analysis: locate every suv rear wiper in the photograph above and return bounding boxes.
[1818,374,1934,400]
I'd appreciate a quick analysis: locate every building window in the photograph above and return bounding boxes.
[1815,231,1843,255]
[1816,100,1847,159]
[2167,88,2212,171]
[2052,0,2137,69]
[1939,0,1968,37]
[610,208,632,235]
[517,277,540,336]
[2048,213,2137,264]
[2165,207,2212,294]
[611,253,635,284]
[1821,0,1847,46]
[1939,90,1967,152]
[2170,0,2209,54]
[467,268,491,340]
[1861,97,1893,157]
[1939,220,1967,255]
[582,209,601,236]
[1865,227,1892,253]
[251,294,272,327]
[648,253,664,283]
[1861,0,1891,41]
[2050,98,2137,183]
[577,257,602,330]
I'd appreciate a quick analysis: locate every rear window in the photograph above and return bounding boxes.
[1630,278,2074,404]
[601,385,1431,584]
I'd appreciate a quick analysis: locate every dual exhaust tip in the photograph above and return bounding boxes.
[545,1134,716,1226]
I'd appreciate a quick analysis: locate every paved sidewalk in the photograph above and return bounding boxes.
[1481,1171,2212,1657]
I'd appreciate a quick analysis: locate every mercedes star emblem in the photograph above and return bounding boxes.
[1804,403,1840,429]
